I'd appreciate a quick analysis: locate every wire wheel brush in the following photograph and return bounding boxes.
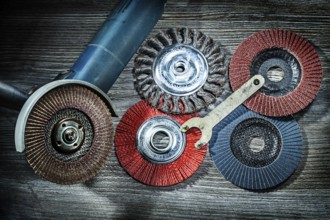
[210,106,302,190]
[230,29,322,117]
[134,27,230,114]
[115,100,207,186]
[16,80,114,184]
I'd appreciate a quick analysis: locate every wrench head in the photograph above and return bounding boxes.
[180,118,211,148]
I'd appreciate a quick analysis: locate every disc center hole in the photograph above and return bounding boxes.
[174,61,186,73]
[151,130,171,153]
[249,136,265,153]
[267,66,285,82]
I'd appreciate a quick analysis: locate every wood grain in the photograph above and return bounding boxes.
[0,0,330,219]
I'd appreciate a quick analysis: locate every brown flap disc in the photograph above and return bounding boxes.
[24,84,114,184]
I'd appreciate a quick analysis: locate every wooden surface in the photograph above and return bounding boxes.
[1,0,330,219]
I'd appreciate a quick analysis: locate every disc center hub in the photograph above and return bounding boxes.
[53,119,85,153]
[250,48,301,96]
[63,127,78,143]
[173,61,188,75]
[230,118,282,168]
[136,116,186,164]
[153,44,209,96]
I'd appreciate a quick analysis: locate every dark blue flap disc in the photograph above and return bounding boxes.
[210,107,302,190]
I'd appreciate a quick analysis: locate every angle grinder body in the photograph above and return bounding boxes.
[13,0,167,184]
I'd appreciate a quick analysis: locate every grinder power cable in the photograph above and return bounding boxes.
[0,81,29,111]
[10,0,167,184]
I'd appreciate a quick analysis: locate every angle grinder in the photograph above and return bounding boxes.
[0,0,167,184]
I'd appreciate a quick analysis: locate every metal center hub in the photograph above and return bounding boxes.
[53,119,85,153]
[250,48,301,97]
[136,116,186,164]
[153,44,209,96]
[63,128,78,143]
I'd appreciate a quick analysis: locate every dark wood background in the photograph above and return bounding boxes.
[1,0,330,219]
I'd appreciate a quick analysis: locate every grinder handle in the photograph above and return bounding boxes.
[66,0,167,93]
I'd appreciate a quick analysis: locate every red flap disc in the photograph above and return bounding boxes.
[230,29,322,117]
[115,100,207,186]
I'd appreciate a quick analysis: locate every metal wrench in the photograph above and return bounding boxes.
[180,74,265,148]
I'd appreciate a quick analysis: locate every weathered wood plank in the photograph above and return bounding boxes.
[0,0,330,219]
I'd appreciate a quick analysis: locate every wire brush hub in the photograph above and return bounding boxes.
[209,106,302,190]
[134,27,230,114]
[230,29,322,117]
[115,100,207,186]
[153,44,208,96]
[15,80,114,184]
